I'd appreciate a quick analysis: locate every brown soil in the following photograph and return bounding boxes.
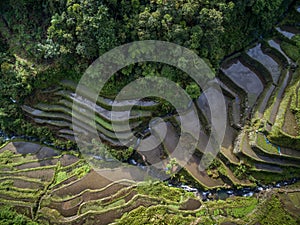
[242,133,300,168]
[282,107,298,136]
[185,156,225,188]
[220,148,240,164]
[50,175,78,190]
[220,160,252,185]
[254,163,283,173]
[138,135,164,165]
[257,85,275,119]
[280,147,300,158]
[0,142,41,154]
[157,122,225,188]
[12,205,33,219]
[15,168,55,182]
[179,198,201,210]
[279,191,300,219]
[36,147,59,159]
[65,196,160,225]
[101,187,136,205]
[10,178,44,189]
[0,193,36,203]
[49,183,126,217]
[16,158,59,170]
[52,170,111,197]
[60,154,80,167]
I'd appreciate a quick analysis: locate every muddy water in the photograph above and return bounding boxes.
[247,43,281,83]
[221,59,263,106]
[215,78,242,127]
[137,134,164,166]
[222,104,239,149]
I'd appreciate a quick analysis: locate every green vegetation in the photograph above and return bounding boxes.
[288,192,300,208]
[251,167,300,184]
[257,196,297,225]
[1,0,300,224]
[0,0,295,141]
[281,41,300,61]
[206,196,258,215]
[256,133,279,154]
[52,161,90,186]
[116,205,195,225]
[136,181,191,203]
[0,205,38,225]
[88,139,134,162]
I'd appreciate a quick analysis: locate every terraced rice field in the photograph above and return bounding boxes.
[20,10,300,192]
[4,140,295,225]
[0,4,298,225]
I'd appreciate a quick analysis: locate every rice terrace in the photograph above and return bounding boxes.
[1,0,300,224]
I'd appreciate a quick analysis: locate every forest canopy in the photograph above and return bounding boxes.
[0,0,295,137]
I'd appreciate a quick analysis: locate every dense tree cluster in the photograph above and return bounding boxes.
[0,0,295,136]
[0,0,293,81]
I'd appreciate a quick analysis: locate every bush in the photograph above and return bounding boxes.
[281,41,300,61]
[0,205,38,225]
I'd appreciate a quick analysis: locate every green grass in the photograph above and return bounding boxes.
[257,196,297,225]
[0,188,41,200]
[227,199,257,218]
[281,41,300,61]
[267,71,300,148]
[116,205,196,225]
[52,162,90,186]
[136,182,192,203]
[250,167,300,184]
[81,198,126,214]
[55,171,68,184]
[288,192,300,208]
[256,133,279,154]
[0,205,38,225]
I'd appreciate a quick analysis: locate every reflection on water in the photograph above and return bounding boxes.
[222,59,263,106]
[247,43,281,83]
[268,39,292,64]
[276,27,296,39]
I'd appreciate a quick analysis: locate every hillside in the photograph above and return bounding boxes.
[0,0,300,224]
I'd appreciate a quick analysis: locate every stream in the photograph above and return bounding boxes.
[0,129,299,202]
[172,177,299,202]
